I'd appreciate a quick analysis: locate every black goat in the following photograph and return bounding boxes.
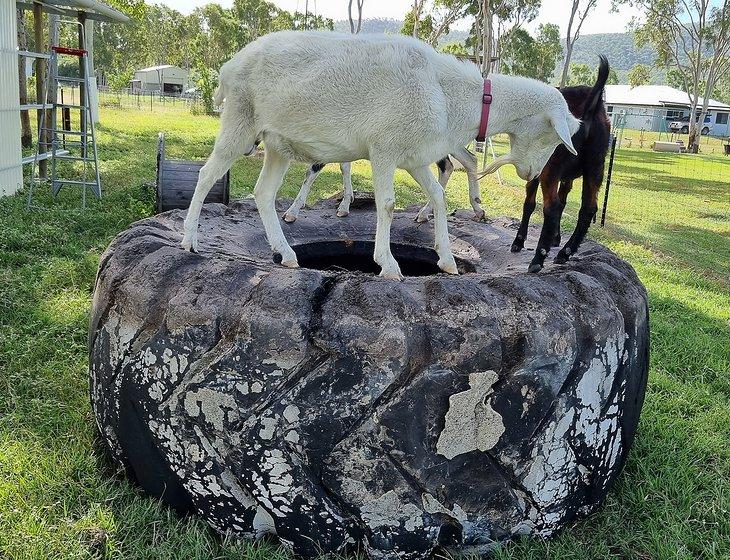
[511,56,612,272]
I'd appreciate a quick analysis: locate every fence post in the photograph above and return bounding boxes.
[600,135,618,227]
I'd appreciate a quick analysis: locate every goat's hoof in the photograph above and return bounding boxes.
[282,212,298,223]
[554,248,572,264]
[472,210,486,222]
[180,236,198,253]
[336,209,350,218]
[379,269,404,281]
[438,258,459,275]
[510,238,524,253]
[552,235,562,247]
[415,213,431,223]
[280,259,299,268]
[527,262,543,274]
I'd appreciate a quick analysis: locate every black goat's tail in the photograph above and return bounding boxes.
[582,56,609,121]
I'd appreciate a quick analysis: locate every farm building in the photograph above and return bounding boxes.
[1,0,128,197]
[605,84,730,137]
[132,65,189,94]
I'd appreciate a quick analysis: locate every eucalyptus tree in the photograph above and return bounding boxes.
[429,0,472,45]
[617,0,730,151]
[500,23,562,82]
[627,63,652,86]
[478,0,540,73]
[348,0,365,34]
[558,0,598,86]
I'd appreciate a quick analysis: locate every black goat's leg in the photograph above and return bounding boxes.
[555,178,599,264]
[511,178,539,252]
[528,185,561,273]
[553,180,573,247]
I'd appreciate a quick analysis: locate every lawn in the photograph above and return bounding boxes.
[1,103,728,560]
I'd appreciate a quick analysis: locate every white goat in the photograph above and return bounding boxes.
[283,162,354,223]
[181,31,579,280]
[282,147,484,224]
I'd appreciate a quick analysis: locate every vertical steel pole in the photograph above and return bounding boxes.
[33,1,47,178]
[78,11,87,159]
[600,135,618,227]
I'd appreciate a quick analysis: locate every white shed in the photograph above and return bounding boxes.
[605,84,730,137]
[132,65,189,94]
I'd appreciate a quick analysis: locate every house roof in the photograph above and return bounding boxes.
[16,0,129,23]
[605,84,730,111]
[136,65,185,73]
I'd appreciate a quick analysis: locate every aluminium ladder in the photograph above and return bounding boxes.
[28,41,101,207]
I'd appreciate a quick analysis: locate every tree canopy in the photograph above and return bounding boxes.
[627,63,652,87]
[93,0,333,81]
[618,0,730,150]
[500,24,563,82]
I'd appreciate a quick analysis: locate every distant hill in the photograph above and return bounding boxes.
[568,32,656,71]
[332,17,469,42]
[332,20,659,82]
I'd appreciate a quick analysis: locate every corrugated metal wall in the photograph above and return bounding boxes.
[0,0,23,196]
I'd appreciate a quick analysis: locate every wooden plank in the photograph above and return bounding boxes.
[162,170,202,180]
[163,182,226,195]
[17,50,51,59]
[652,141,682,153]
[163,161,204,171]
[21,150,70,165]
[158,151,228,211]
[163,171,228,184]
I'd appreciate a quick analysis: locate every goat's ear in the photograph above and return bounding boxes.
[483,153,514,174]
[550,112,578,156]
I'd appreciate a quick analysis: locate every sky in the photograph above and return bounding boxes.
[157,0,645,37]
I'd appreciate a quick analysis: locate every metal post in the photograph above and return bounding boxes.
[600,135,618,227]
[33,1,47,177]
[78,11,87,158]
[48,14,59,188]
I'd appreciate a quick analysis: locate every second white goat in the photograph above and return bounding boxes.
[282,147,484,224]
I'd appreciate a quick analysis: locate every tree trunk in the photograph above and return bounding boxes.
[412,1,420,38]
[481,0,492,75]
[17,9,32,148]
[688,96,700,153]
[348,0,363,34]
[693,63,721,151]
[559,0,579,87]
[493,19,503,73]
[560,41,573,86]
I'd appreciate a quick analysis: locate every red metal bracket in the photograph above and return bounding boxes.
[52,46,87,56]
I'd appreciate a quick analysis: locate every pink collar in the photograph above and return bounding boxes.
[476,79,492,142]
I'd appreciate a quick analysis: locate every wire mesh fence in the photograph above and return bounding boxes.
[597,125,728,277]
[600,110,728,224]
[32,97,726,278]
[96,87,205,113]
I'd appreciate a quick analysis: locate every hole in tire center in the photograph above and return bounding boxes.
[273,241,475,276]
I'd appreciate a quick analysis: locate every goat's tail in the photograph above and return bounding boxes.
[582,56,609,121]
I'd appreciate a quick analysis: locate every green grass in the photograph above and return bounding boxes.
[1,103,728,559]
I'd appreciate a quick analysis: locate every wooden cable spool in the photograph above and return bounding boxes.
[156,132,230,213]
